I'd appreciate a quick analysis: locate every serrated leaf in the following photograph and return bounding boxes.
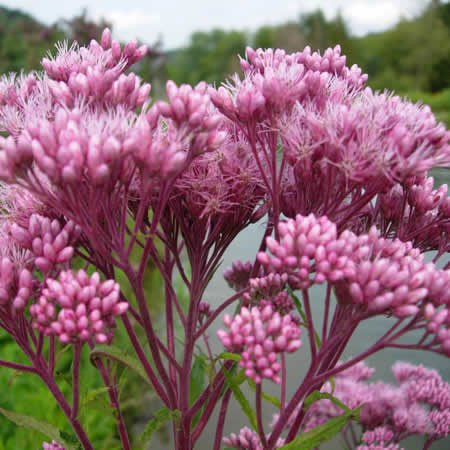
[0,407,78,450]
[277,407,362,449]
[89,344,152,387]
[221,364,257,430]
[303,390,351,414]
[139,407,181,445]
[247,379,281,408]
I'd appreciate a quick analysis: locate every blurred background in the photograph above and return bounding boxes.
[0,0,449,124]
[0,0,449,448]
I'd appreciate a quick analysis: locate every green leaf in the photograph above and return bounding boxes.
[247,379,281,409]
[303,390,352,414]
[217,352,242,362]
[190,354,207,428]
[190,355,207,406]
[277,407,362,449]
[233,369,248,386]
[80,386,111,408]
[139,407,181,446]
[0,407,79,450]
[221,364,257,430]
[58,430,78,444]
[89,344,152,387]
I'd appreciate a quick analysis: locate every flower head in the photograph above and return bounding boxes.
[217,304,301,384]
[30,269,128,344]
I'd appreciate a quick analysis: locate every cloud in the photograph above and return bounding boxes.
[342,1,412,35]
[97,9,161,31]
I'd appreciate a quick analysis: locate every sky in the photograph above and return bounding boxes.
[1,0,430,49]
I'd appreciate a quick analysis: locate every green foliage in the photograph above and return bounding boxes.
[277,406,362,449]
[89,344,154,387]
[221,363,258,430]
[167,29,247,86]
[139,407,181,447]
[0,340,121,449]
[0,407,79,450]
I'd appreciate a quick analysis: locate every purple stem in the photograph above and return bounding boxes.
[322,284,332,343]
[37,363,94,450]
[87,340,132,450]
[255,383,268,448]
[71,343,81,420]
[280,353,286,411]
[0,359,37,374]
[125,265,177,407]
[302,289,317,363]
[49,336,55,375]
[164,249,178,390]
[213,388,232,450]
[121,314,171,406]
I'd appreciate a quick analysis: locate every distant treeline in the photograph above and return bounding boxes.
[1,1,450,95]
[168,0,450,94]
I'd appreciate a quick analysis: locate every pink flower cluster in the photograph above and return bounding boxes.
[43,28,148,108]
[254,213,450,336]
[223,426,285,449]
[42,441,65,450]
[296,361,450,446]
[210,45,367,123]
[0,256,32,311]
[357,427,402,450]
[9,214,80,273]
[217,304,301,384]
[30,270,128,344]
[256,213,355,289]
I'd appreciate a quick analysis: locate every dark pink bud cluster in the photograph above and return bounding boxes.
[9,214,80,272]
[30,270,128,344]
[357,427,401,450]
[0,257,32,311]
[197,301,212,326]
[245,273,289,302]
[42,441,65,450]
[217,304,301,384]
[224,260,255,291]
[155,81,226,155]
[223,426,285,450]
[258,291,295,316]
